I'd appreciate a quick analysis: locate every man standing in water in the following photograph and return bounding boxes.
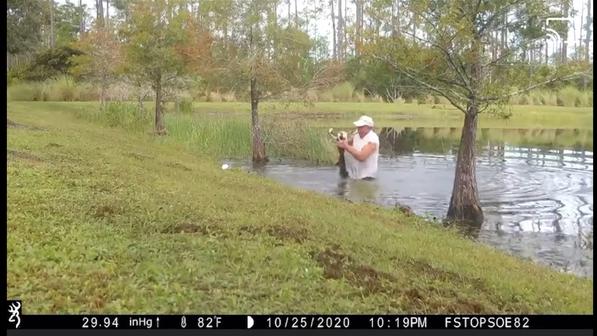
[336,115,379,180]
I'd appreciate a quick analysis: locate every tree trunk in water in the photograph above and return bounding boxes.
[250,77,267,162]
[447,110,483,225]
[154,75,166,135]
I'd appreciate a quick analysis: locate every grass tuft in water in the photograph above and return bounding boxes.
[166,114,251,159]
[261,115,337,164]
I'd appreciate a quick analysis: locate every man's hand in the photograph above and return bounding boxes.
[342,142,377,162]
[336,139,349,150]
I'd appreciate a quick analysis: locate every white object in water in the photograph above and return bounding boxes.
[221,164,230,170]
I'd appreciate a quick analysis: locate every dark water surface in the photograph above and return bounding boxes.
[231,128,593,277]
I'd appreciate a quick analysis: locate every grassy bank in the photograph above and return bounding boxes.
[7,103,593,313]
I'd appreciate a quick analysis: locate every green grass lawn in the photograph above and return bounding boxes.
[7,102,593,314]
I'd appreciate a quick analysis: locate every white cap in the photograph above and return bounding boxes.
[353,115,374,127]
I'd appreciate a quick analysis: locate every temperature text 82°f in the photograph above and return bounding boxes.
[197,316,223,328]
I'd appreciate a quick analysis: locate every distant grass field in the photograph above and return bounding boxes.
[10,101,592,129]
[7,102,593,313]
[185,101,594,130]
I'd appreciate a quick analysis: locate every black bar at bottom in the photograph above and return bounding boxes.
[11,315,593,329]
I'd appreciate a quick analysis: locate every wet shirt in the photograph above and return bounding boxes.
[344,131,379,179]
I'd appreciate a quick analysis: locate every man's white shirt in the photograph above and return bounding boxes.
[344,131,379,179]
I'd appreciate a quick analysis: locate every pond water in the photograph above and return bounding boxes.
[231,127,593,278]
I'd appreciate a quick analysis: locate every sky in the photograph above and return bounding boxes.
[58,0,592,58]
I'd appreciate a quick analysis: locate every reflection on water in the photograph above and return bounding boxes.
[236,127,593,278]
[336,178,379,202]
[378,127,593,155]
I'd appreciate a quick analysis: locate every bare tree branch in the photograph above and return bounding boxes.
[304,62,345,91]
[410,10,479,91]
[374,55,468,113]
[400,29,473,94]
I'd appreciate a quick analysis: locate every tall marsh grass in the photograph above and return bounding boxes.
[166,113,336,163]
[261,115,337,164]
[528,90,558,106]
[508,86,592,107]
[76,101,151,131]
[158,111,335,163]
[557,86,590,107]
[47,76,78,101]
[166,114,251,158]
[174,97,194,114]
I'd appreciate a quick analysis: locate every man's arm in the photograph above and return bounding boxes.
[338,141,377,162]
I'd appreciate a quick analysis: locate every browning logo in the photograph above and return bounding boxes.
[7,300,22,328]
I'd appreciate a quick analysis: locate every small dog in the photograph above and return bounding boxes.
[328,128,349,142]
[328,128,351,178]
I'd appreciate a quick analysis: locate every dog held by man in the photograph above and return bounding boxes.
[335,115,379,180]
[328,128,352,178]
